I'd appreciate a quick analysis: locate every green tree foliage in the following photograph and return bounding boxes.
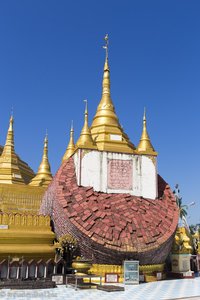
[173,184,188,220]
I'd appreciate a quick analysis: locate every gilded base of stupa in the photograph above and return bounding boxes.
[0,213,55,260]
[84,263,165,283]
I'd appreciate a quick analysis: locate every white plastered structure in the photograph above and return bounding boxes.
[73,149,158,199]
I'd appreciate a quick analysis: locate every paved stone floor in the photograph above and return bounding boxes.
[1,277,200,300]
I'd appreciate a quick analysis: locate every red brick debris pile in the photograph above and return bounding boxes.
[40,158,179,265]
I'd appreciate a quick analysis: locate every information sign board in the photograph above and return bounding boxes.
[124,260,139,285]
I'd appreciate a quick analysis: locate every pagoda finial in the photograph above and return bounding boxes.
[102,34,110,95]
[76,100,96,149]
[143,107,146,121]
[7,115,14,147]
[29,134,52,187]
[137,108,157,156]
[44,133,48,154]
[11,106,14,118]
[103,34,109,68]
[84,99,88,114]
[62,121,76,162]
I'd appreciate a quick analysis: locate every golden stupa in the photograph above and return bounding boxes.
[62,35,136,158]
[0,116,34,185]
[0,116,55,260]
[90,34,135,154]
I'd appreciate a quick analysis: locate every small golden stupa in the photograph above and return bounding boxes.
[62,122,75,162]
[137,108,157,156]
[29,134,52,187]
[76,100,97,150]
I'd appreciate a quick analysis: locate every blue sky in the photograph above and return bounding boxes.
[0,1,199,224]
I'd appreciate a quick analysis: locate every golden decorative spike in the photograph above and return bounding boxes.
[137,108,157,156]
[29,134,52,187]
[76,100,97,149]
[62,121,76,162]
[0,116,25,184]
[7,115,14,147]
[90,35,135,154]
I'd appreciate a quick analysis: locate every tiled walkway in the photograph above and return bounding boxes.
[1,278,200,300]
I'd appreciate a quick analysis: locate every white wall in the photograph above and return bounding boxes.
[73,149,157,199]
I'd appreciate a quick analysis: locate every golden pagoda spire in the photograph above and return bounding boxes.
[62,121,76,162]
[137,108,157,156]
[76,100,97,149]
[29,133,52,187]
[6,115,14,148]
[0,115,25,184]
[103,33,110,91]
[90,34,135,153]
